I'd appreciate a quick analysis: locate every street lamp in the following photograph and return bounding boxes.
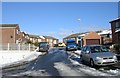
[77,18,83,47]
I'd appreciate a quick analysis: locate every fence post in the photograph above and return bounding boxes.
[8,43,9,51]
[29,44,31,51]
[18,43,20,51]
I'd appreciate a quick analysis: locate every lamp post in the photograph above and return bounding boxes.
[77,18,83,47]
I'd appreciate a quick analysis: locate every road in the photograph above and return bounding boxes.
[2,47,120,77]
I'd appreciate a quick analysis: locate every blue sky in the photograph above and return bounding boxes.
[2,2,118,41]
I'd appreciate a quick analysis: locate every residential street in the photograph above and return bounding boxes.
[1,2,120,78]
[2,48,120,77]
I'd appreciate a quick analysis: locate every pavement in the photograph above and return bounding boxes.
[0,50,46,69]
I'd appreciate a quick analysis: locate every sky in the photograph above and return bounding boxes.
[2,2,119,42]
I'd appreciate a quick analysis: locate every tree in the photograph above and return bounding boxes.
[34,42,40,47]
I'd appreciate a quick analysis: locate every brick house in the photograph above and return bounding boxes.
[83,32,102,46]
[0,24,20,44]
[64,32,103,47]
[63,33,81,44]
[43,36,59,47]
[98,29,112,44]
[110,17,120,44]
[0,24,59,47]
[29,34,40,43]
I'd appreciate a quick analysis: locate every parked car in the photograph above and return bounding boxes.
[39,42,49,52]
[58,42,66,47]
[80,45,118,67]
[66,39,77,51]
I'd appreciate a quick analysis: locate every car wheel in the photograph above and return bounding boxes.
[66,48,68,51]
[80,55,84,62]
[90,59,95,67]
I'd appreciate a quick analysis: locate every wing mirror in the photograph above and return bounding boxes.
[86,50,90,54]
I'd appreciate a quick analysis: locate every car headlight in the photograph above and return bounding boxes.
[96,57,102,60]
[113,56,117,60]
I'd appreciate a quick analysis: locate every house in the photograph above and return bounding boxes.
[0,24,59,47]
[98,29,112,45]
[63,33,82,44]
[64,31,103,47]
[29,34,41,43]
[110,17,120,44]
[0,24,21,44]
[16,31,27,44]
[43,36,58,47]
[83,32,102,46]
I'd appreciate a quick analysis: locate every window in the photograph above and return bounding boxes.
[10,35,13,38]
[54,40,56,44]
[47,39,48,42]
[86,47,90,53]
[38,39,41,42]
[49,39,52,42]
[90,46,109,53]
[116,21,120,30]
[82,46,87,52]
[23,34,24,37]
[30,38,32,41]
[16,30,19,34]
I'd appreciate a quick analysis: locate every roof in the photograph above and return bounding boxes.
[98,29,112,35]
[64,33,81,39]
[109,17,120,23]
[29,34,40,38]
[39,36,45,39]
[0,24,19,27]
[83,32,101,39]
[64,29,111,39]
[43,36,58,40]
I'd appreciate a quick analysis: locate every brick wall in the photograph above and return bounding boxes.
[111,21,120,44]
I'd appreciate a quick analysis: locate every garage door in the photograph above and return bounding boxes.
[86,39,100,45]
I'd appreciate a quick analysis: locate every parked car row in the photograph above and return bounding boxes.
[37,41,119,68]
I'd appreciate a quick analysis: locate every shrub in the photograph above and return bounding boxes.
[113,44,120,54]
[34,42,40,47]
[54,44,58,47]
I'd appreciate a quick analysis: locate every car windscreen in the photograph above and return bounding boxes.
[40,43,48,47]
[90,46,109,53]
[67,43,76,45]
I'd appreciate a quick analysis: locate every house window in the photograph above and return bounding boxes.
[10,35,13,38]
[38,39,41,42]
[105,34,110,38]
[23,34,24,37]
[30,38,33,41]
[54,40,56,44]
[116,21,120,30]
[16,30,19,34]
[49,39,52,43]
[47,39,48,42]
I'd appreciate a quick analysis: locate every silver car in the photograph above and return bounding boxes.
[80,45,118,67]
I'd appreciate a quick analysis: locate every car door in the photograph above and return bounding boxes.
[81,46,87,61]
[84,46,91,63]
